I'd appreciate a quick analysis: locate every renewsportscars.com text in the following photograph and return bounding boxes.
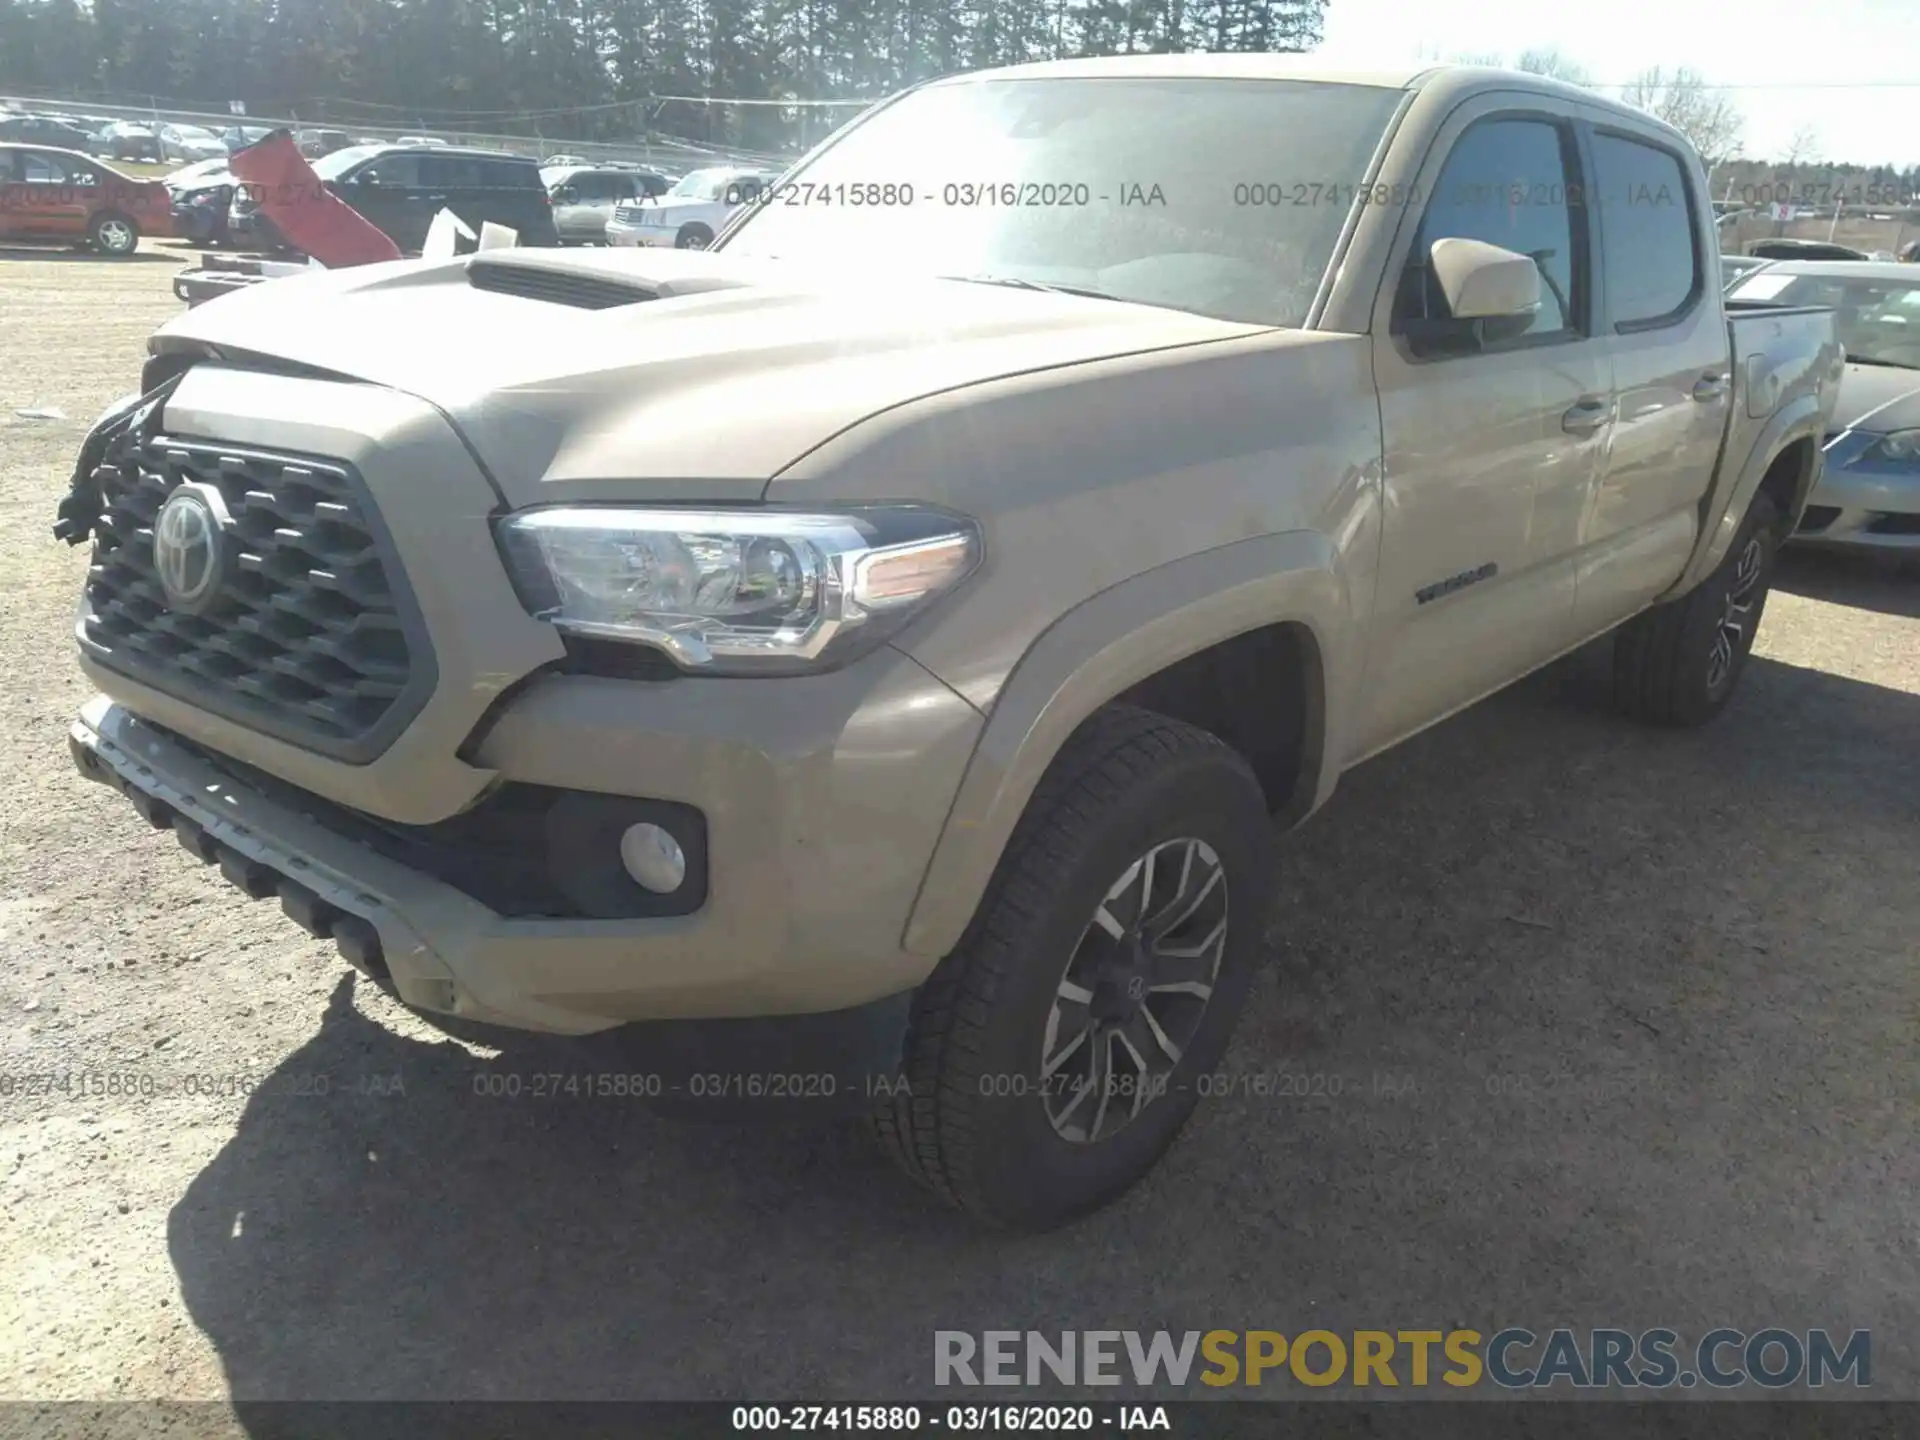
[934,1328,1870,1390]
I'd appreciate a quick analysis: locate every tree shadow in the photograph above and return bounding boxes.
[168,651,1920,1409]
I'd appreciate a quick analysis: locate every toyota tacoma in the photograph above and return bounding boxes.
[57,58,1841,1230]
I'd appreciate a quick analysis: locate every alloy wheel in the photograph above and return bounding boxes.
[1041,837,1229,1145]
[1707,536,1765,692]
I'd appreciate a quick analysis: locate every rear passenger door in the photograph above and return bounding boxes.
[422,153,485,243]
[1572,125,1731,634]
[1356,102,1613,759]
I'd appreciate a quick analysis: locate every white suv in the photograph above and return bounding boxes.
[605,166,772,249]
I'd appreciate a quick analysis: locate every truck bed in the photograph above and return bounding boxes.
[1712,302,1842,532]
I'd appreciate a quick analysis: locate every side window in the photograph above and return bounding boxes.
[471,159,527,189]
[422,154,483,189]
[1592,132,1700,329]
[356,153,424,189]
[1396,117,1584,351]
[19,152,64,184]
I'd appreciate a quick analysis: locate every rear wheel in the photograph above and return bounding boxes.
[88,211,139,257]
[1614,493,1780,727]
[871,705,1273,1231]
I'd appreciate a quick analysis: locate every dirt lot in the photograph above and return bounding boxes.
[1,243,1917,1410]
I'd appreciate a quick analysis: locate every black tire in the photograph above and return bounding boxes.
[1614,493,1780,727]
[88,211,140,258]
[675,223,713,249]
[871,704,1273,1231]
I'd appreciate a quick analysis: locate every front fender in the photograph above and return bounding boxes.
[901,529,1354,959]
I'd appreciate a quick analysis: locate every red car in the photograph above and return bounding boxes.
[0,144,174,256]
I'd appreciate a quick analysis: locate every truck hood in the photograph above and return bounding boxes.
[1832,360,1920,435]
[154,247,1264,506]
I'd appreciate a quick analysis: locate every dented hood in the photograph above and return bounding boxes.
[153,247,1263,506]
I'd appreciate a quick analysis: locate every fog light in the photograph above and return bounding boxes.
[619,822,686,894]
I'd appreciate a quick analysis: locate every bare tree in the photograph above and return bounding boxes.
[1515,47,1592,86]
[1782,124,1822,167]
[1621,66,1745,172]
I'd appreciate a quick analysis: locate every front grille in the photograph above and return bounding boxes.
[466,258,653,309]
[1797,504,1841,533]
[612,202,651,224]
[80,435,433,762]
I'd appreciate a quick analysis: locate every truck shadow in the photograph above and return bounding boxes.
[167,648,1920,1405]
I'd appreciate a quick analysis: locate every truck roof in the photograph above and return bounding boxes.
[944,55,1686,148]
[952,53,1434,89]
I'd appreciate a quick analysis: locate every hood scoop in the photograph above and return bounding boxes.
[462,250,769,311]
[466,256,658,310]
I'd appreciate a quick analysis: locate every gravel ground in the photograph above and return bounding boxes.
[1,244,1916,1409]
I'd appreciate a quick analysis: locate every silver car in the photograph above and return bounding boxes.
[543,165,670,244]
[1728,260,1920,554]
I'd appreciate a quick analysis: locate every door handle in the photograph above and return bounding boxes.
[1692,372,1729,401]
[1561,398,1612,435]
[424,194,449,205]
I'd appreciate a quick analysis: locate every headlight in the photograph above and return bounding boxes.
[496,505,981,674]
[1862,428,1920,464]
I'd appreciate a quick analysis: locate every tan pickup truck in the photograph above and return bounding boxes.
[58,57,1840,1230]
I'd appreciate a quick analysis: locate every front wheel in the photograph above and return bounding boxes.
[674,223,713,249]
[1614,493,1780,727]
[871,705,1273,1231]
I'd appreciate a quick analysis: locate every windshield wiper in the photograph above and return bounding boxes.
[939,273,1127,305]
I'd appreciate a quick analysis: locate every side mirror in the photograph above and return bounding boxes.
[1430,237,1541,320]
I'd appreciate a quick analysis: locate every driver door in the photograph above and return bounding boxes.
[1353,104,1614,760]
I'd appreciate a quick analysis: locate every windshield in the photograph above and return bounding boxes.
[312,145,389,180]
[720,76,1402,326]
[669,169,735,201]
[1731,272,1920,368]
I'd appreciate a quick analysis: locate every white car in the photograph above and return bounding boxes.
[604,166,774,249]
[159,124,228,162]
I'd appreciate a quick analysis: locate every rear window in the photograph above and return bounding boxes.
[481,158,541,189]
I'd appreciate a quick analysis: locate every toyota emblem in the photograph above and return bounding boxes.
[152,488,224,612]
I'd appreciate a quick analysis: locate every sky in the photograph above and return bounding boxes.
[1313,0,1920,167]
